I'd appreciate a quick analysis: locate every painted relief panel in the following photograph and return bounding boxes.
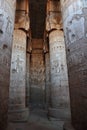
[30,51,45,107]
[49,30,70,109]
[9,30,26,110]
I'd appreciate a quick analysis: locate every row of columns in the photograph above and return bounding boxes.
[0,0,87,130]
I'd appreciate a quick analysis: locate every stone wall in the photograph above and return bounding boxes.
[61,0,87,130]
[0,0,16,129]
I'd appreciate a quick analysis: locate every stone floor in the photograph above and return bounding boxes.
[7,108,65,130]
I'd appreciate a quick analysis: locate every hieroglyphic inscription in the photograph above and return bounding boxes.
[9,30,26,109]
[49,30,70,112]
[30,51,45,106]
[0,0,16,129]
[61,0,87,129]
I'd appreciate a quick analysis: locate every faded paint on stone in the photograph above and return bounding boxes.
[61,0,87,130]
[9,29,29,121]
[15,0,29,30]
[45,52,51,108]
[49,29,71,120]
[26,53,30,106]
[0,0,16,129]
[46,0,61,31]
[30,50,45,108]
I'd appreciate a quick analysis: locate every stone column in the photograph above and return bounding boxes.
[0,1,16,129]
[9,29,29,121]
[61,0,87,130]
[30,51,46,107]
[29,39,45,108]
[49,29,71,120]
[26,52,30,107]
[45,52,50,109]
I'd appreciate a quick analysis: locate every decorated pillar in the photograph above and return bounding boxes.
[49,29,71,120]
[0,0,16,129]
[61,0,87,130]
[9,30,29,121]
[45,52,50,108]
[26,39,31,107]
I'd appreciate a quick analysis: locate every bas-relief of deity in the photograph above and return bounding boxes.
[30,53,45,89]
[0,16,13,69]
[64,1,87,45]
[12,55,24,73]
[0,5,15,44]
[6,16,13,36]
[65,17,84,45]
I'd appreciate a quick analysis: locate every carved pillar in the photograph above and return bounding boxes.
[9,30,29,121]
[29,39,45,108]
[26,52,30,106]
[26,53,30,106]
[0,0,16,129]
[49,29,71,120]
[61,0,87,130]
[45,52,50,108]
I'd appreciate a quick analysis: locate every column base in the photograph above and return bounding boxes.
[63,122,76,130]
[48,107,71,120]
[8,108,29,122]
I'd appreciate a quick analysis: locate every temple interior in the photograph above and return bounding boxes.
[0,0,87,130]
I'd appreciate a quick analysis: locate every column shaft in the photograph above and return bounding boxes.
[49,30,71,120]
[45,52,51,108]
[26,53,30,106]
[30,50,45,107]
[9,29,29,121]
